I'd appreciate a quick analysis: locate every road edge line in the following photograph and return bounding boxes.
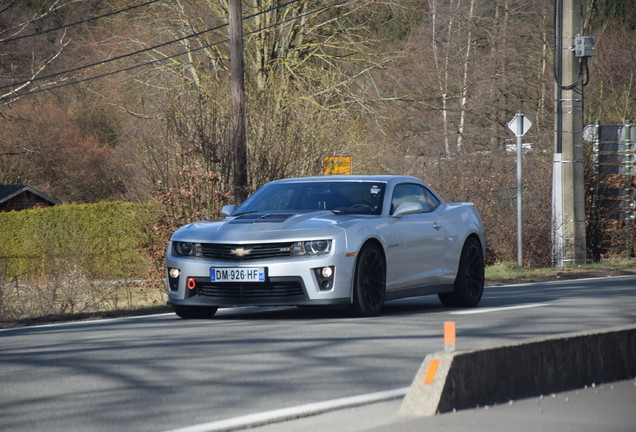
[163,387,408,432]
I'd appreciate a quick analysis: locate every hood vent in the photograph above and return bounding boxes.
[230,213,297,224]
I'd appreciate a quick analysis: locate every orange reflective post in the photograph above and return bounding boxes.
[444,321,456,352]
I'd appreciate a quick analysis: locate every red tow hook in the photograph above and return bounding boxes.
[187,277,196,290]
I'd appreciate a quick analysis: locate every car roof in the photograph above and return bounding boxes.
[270,175,425,185]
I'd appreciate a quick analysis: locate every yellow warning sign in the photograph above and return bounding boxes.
[322,156,352,175]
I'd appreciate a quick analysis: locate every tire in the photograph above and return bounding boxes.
[439,237,484,308]
[350,243,386,317]
[172,305,218,319]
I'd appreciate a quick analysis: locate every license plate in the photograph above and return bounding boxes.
[210,267,265,282]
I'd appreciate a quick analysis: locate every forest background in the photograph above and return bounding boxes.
[1,0,635,276]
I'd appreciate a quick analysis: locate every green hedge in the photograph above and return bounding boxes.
[0,202,160,280]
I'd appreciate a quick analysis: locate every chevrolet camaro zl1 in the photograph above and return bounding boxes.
[166,175,485,318]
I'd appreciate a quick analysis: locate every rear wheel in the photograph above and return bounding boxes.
[439,237,484,308]
[351,243,386,317]
[172,305,218,319]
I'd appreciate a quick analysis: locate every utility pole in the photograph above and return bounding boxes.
[552,0,587,266]
[229,0,248,203]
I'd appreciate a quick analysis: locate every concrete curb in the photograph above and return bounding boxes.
[400,324,636,416]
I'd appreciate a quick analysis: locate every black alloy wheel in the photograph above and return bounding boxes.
[172,305,218,319]
[351,242,386,317]
[439,236,484,308]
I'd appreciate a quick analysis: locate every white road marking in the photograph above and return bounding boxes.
[0,312,176,333]
[450,303,550,315]
[162,387,409,432]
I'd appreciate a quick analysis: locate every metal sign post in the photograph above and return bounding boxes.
[508,111,532,267]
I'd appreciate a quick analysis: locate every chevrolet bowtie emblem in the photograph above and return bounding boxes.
[231,248,252,257]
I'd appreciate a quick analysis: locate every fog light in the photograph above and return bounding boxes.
[321,266,333,278]
[314,266,335,291]
[169,268,181,279]
[321,280,332,290]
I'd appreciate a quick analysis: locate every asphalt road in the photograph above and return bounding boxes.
[1,275,635,432]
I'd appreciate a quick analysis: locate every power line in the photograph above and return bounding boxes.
[0,21,229,91]
[4,0,346,101]
[0,0,162,45]
[0,0,305,92]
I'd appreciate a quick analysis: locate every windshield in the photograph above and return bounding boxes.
[234,181,386,215]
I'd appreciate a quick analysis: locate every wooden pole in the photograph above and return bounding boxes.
[229,0,248,203]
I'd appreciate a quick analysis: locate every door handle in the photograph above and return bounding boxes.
[433,222,442,230]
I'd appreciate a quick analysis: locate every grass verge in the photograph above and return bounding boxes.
[486,257,636,285]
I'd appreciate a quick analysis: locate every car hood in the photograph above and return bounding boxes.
[170,211,362,243]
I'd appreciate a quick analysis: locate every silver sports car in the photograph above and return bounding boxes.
[166,175,485,318]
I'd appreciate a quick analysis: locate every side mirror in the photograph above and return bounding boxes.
[221,205,237,217]
[393,201,424,218]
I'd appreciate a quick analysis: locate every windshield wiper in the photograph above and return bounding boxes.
[232,210,259,217]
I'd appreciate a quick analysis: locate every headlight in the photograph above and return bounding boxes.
[292,240,332,256]
[173,241,201,257]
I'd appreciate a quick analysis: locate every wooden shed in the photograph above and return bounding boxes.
[0,185,59,212]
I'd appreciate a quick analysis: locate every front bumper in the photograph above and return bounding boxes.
[166,246,355,308]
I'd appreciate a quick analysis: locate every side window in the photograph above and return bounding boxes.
[391,183,431,214]
[422,187,440,211]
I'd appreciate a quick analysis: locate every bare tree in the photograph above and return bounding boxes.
[456,0,474,153]
[0,96,125,202]
[90,1,402,200]
[0,1,97,103]
[585,21,636,122]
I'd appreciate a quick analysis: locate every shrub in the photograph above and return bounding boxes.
[0,202,159,281]
[0,202,164,326]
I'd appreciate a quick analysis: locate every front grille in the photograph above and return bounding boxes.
[200,242,294,261]
[194,278,305,299]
